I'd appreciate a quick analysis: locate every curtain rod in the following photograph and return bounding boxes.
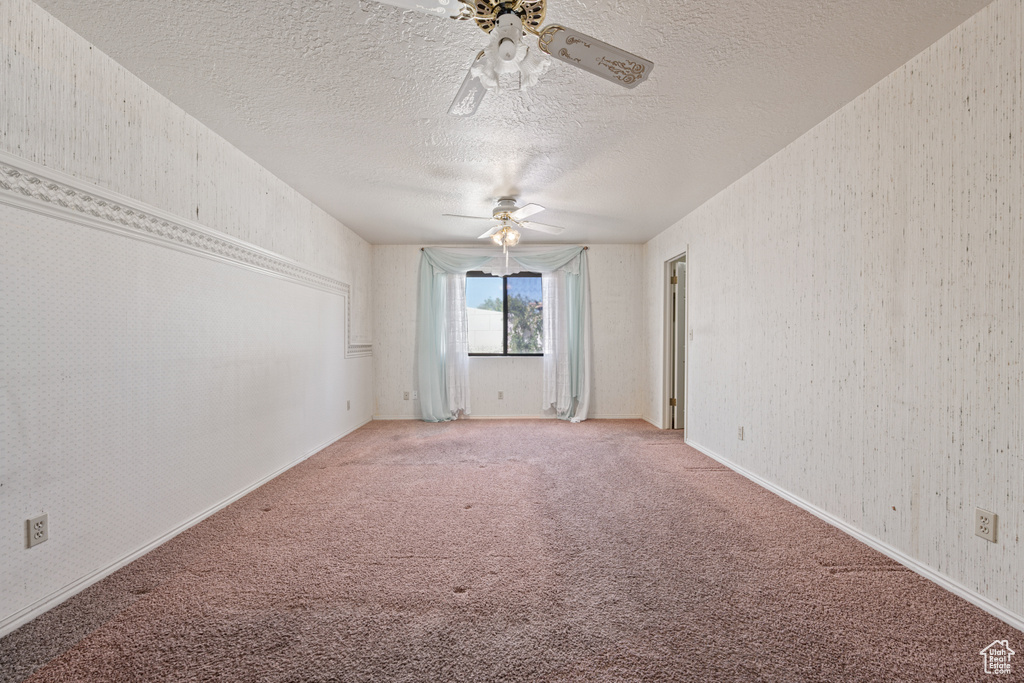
[420,246,588,251]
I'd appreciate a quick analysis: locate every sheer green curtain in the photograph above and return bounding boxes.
[511,248,591,421]
[417,248,494,422]
[416,246,591,422]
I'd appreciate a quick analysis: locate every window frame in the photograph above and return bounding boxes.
[466,270,543,357]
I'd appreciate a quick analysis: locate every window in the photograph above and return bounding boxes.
[465,271,543,355]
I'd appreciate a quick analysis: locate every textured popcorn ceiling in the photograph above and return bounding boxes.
[35,0,992,244]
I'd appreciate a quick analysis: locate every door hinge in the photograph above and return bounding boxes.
[669,398,677,407]
[670,275,678,285]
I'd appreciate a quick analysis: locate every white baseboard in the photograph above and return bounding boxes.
[466,415,644,420]
[685,439,1024,633]
[643,415,663,429]
[374,415,644,421]
[0,418,371,638]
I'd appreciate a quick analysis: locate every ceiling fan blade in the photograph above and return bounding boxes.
[448,52,487,117]
[372,0,463,18]
[536,25,653,89]
[509,203,544,221]
[443,213,494,221]
[519,221,565,235]
[477,225,501,239]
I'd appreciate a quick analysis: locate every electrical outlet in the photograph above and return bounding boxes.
[412,391,418,400]
[976,508,997,543]
[403,391,410,401]
[738,426,744,441]
[27,514,48,548]
[346,400,351,411]
[498,391,504,400]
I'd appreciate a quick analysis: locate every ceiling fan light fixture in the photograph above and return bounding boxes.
[490,224,521,248]
[447,199,566,242]
[470,12,549,93]
[380,0,654,116]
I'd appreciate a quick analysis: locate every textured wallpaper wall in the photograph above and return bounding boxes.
[0,0,373,634]
[643,0,1022,625]
[0,0,373,340]
[373,245,645,419]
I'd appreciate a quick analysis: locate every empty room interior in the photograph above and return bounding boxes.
[1,0,1022,680]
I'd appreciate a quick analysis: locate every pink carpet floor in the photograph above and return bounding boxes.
[1,420,1020,682]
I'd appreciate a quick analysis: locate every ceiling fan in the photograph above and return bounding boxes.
[444,197,565,246]
[370,0,654,116]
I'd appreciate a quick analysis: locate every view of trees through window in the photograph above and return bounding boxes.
[466,272,543,355]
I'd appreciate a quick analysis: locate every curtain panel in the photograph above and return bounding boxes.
[416,246,592,422]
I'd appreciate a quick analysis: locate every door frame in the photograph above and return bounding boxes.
[662,250,688,431]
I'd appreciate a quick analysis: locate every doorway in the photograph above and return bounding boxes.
[667,254,686,431]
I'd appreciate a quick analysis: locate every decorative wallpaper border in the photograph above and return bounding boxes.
[0,151,371,358]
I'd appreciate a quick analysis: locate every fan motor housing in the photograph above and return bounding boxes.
[470,0,545,35]
[492,198,518,219]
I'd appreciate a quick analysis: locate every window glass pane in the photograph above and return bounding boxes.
[466,275,503,354]
[507,275,543,354]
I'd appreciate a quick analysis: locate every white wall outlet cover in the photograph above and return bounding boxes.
[403,391,410,400]
[976,508,997,543]
[411,391,418,400]
[27,514,48,548]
